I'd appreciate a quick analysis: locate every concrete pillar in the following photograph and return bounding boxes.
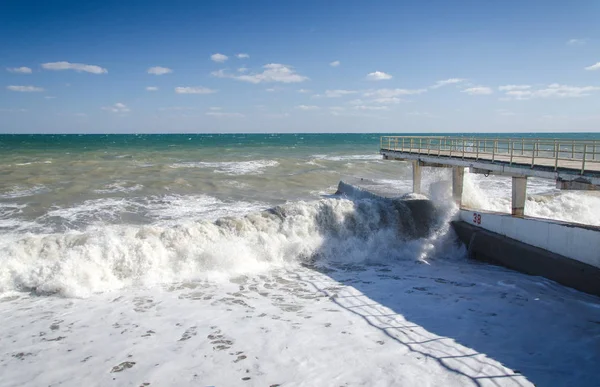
[412,161,422,194]
[452,166,465,206]
[512,176,527,217]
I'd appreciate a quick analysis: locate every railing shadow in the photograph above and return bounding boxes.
[294,197,600,387]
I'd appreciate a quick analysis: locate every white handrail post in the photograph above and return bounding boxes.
[582,144,587,174]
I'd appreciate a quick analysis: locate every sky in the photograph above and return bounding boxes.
[0,0,599,133]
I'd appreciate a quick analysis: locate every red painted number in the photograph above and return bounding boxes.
[472,213,481,225]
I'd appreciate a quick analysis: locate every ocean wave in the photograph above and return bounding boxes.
[170,160,279,175]
[0,192,460,297]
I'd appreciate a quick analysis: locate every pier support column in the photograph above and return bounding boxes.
[512,176,527,217]
[412,161,422,194]
[452,167,465,206]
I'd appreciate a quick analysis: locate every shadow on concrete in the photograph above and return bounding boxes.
[295,192,600,387]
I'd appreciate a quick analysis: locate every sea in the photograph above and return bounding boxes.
[1,133,600,387]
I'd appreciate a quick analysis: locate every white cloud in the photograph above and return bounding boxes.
[585,62,600,71]
[353,105,389,111]
[146,86,158,91]
[504,84,600,99]
[44,96,56,99]
[567,39,586,46]
[7,67,32,74]
[498,85,531,91]
[7,85,44,92]
[461,87,493,95]
[296,105,320,110]
[364,88,426,98]
[211,53,229,63]
[206,111,244,118]
[297,89,311,93]
[237,67,248,73]
[236,53,250,59]
[209,107,222,111]
[330,61,340,67]
[175,86,217,94]
[372,97,403,104]
[265,88,276,92]
[430,78,465,89]
[42,61,107,74]
[366,71,393,81]
[102,102,130,113]
[316,89,357,98]
[212,63,308,84]
[147,66,172,75]
[329,107,345,111]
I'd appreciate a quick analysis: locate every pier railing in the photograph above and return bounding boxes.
[380,136,600,174]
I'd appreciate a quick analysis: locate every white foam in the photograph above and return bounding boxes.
[94,182,144,194]
[170,160,279,175]
[0,197,460,297]
[463,172,600,226]
[311,154,383,161]
[0,185,49,199]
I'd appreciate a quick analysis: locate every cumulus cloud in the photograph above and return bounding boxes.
[461,87,493,95]
[585,62,600,71]
[212,63,308,83]
[236,53,250,59]
[567,39,586,46]
[364,88,426,98]
[7,85,44,92]
[430,78,465,89]
[102,102,130,113]
[211,53,229,63]
[146,86,158,91]
[7,67,32,74]
[147,66,172,75]
[237,67,248,73]
[498,85,531,91]
[502,84,600,99]
[175,86,217,94]
[330,61,340,67]
[42,61,107,74]
[366,71,393,81]
[296,105,320,110]
[297,89,311,93]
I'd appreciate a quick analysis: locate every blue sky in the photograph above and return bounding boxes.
[1,0,599,133]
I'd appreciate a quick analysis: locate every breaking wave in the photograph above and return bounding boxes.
[0,184,461,297]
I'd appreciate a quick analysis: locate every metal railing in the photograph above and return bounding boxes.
[380,136,600,174]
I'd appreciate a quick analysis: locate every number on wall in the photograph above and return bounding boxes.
[472,212,481,225]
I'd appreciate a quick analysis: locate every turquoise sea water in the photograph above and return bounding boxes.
[1,132,598,234]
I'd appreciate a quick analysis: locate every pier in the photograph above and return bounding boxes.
[380,135,600,296]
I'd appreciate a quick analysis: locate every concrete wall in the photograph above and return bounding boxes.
[459,209,600,269]
[452,221,600,296]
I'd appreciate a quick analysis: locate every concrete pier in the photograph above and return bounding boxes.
[452,167,464,206]
[380,135,600,296]
[511,176,527,217]
[412,161,422,194]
